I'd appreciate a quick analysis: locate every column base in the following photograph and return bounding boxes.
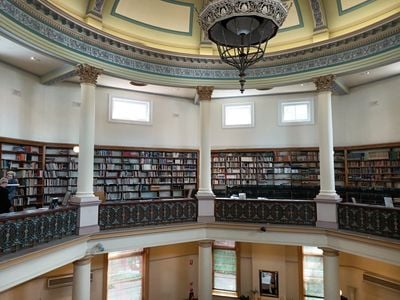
[70,196,100,235]
[315,196,341,230]
[315,191,341,201]
[196,190,215,223]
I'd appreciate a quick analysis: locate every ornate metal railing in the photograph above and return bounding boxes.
[99,198,198,230]
[0,206,78,255]
[215,198,316,225]
[337,203,400,240]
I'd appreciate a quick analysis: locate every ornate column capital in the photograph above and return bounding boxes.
[314,75,336,92]
[76,64,103,85]
[196,86,214,101]
[319,247,339,257]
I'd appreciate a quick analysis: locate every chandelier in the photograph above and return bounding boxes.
[199,0,290,93]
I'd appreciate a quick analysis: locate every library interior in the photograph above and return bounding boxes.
[0,0,400,300]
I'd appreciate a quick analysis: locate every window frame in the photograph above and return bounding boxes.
[302,246,324,300]
[109,95,153,125]
[222,102,255,128]
[106,248,148,300]
[212,241,239,298]
[278,98,314,126]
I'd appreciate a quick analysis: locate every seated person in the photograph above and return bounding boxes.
[0,177,11,214]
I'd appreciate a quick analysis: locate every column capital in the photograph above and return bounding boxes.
[319,247,339,257]
[76,64,103,84]
[196,86,214,101]
[74,255,93,266]
[198,240,213,248]
[314,74,335,92]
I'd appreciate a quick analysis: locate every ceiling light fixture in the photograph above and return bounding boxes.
[199,0,290,93]
[30,56,40,61]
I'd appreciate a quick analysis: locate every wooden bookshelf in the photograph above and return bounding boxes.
[0,139,44,207]
[94,147,198,201]
[211,145,399,195]
[44,145,78,204]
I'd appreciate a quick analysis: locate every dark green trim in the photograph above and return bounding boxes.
[110,0,194,36]
[337,0,376,16]
[278,0,304,32]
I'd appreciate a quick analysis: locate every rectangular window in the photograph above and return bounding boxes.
[223,103,254,128]
[279,99,314,125]
[107,249,144,300]
[303,246,324,299]
[213,240,238,296]
[109,96,152,125]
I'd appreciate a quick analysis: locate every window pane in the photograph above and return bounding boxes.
[224,104,253,126]
[281,101,312,124]
[213,249,237,291]
[111,98,150,123]
[108,253,143,300]
[303,254,324,298]
[213,240,235,248]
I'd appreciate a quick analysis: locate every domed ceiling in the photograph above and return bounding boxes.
[0,0,399,89]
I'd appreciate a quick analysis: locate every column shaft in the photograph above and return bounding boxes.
[321,248,340,300]
[76,82,96,197]
[72,257,92,300]
[198,241,213,300]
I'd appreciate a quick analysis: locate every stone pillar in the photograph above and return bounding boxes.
[320,248,340,300]
[195,86,215,223]
[198,240,213,300]
[314,75,341,229]
[70,64,102,235]
[72,256,92,300]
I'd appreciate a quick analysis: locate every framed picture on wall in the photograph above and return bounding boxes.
[259,270,279,298]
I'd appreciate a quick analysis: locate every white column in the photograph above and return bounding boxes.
[198,241,213,300]
[70,64,102,235]
[72,256,92,300]
[195,87,215,222]
[320,248,340,300]
[314,75,341,229]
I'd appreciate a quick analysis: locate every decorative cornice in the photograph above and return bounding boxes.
[314,75,335,92]
[0,0,399,87]
[196,86,214,101]
[75,64,102,84]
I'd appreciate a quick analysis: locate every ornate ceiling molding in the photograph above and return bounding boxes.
[0,0,399,87]
[308,0,327,32]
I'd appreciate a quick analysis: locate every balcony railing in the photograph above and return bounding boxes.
[215,198,317,225]
[337,203,400,240]
[98,198,198,230]
[0,206,78,255]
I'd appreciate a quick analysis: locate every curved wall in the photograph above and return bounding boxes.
[0,62,399,149]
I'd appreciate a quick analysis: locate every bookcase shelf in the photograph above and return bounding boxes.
[1,140,44,207]
[211,144,400,200]
[44,145,78,204]
[94,147,198,201]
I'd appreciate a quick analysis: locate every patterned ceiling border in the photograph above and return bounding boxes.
[110,0,194,36]
[336,0,375,16]
[0,0,399,85]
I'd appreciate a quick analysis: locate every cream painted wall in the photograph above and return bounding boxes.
[0,62,200,149]
[210,76,400,149]
[332,76,400,146]
[148,242,199,300]
[1,62,399,151]
[339,252,400,300]
[0,255,105,300]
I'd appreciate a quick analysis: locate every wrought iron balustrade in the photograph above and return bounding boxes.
[99,198,198,230]
[337,203,400,240]
[0,206,78,255]
[215,198,316,225]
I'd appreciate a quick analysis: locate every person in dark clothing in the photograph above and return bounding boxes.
[0,177,11,214]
